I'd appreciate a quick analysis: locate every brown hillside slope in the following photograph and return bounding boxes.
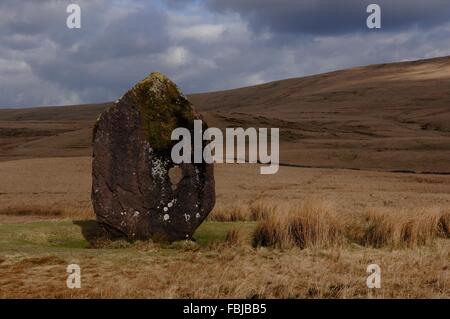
[1,57,450,172]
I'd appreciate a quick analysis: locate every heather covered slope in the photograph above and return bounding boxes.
[1,56,450,172]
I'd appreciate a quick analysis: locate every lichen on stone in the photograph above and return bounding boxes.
[151,155,169,180]
[129,72,196,153]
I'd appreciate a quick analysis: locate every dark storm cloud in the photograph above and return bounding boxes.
[206,0,450,34]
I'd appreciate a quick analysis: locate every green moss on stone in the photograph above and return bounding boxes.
[129,72,196,153]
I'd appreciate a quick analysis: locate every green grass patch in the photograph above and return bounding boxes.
[0,220,257,254]
[193,221,256,246]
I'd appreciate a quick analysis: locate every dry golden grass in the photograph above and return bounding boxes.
[210,206,247,222]
[251,201,449,250]
[287,202,344,249]
[209,200,275,222]
[253,216,289,249]
[0,157,93,221]
[356,209,446,248]
[438,211,450,238]
[0,239,448,298]
[0,158,449,298]
[2,157,450,220]
[2,56,450,298]
[225,228,246,246]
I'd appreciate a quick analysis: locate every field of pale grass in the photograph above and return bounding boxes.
[0,157,449,298]
[0,218,448,298]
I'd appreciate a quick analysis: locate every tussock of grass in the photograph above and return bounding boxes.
[252,216,290,248]
[251,201,449,249]
[225,228,245,246]
[248,201,275,221]
[438,211,450,238]
[288,202,344,249]
[252,201,344,249]
[359,210,447,248]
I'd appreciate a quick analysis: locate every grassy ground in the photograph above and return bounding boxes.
[2,57,450,298]
[0,219,448,298]
[2,157,450,219]
[0,219,256,252]
[0,158,448,298]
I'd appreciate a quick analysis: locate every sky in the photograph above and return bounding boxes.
[1,0,450,108]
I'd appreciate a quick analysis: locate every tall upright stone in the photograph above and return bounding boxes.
[92,72,215,241]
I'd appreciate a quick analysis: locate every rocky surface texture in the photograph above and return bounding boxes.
[92,72,215,241]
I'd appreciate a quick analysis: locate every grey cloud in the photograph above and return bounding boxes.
[0,0,175,107]
[205,0,450,35]
[0,0,450,108]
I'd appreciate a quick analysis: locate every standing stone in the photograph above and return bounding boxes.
[92,72,215,242]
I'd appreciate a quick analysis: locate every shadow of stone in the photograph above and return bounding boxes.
[73,220,108,247]
[73,219,142,248]
[73,220,196,247]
